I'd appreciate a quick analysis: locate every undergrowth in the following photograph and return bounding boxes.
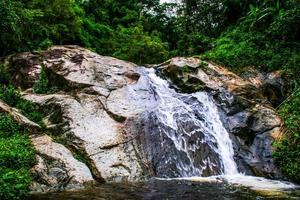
[0,114,35,200]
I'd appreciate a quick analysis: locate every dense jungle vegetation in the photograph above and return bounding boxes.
[0,0,299,198]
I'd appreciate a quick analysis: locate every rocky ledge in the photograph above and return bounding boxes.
[0,46,286,192]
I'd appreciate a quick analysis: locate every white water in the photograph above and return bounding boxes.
[143,68,238,175]
[175,175,298,192]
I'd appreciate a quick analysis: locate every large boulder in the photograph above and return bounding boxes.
[1,46,286,192]
[2,46,149,192]
[30,135,95,193]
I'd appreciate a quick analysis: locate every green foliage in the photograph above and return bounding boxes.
[0,135,35,169]
[0,85,21,107]
[0,0,82,56]
[0,0,169,64]
[176,33,214,56]
[16,100,44,127]
[204,0,300,72]
[273,89,300,182]
[113,26,169,64]
[0,114,19,138]
[0,168,32,200]
[0,65,10,85]
[33,66,50,94]
[0,114,35,200]
[0,85,44,126]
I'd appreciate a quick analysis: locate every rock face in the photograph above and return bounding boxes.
[159,57,283,178]
[1,46,285,192]
[3,46,148,192]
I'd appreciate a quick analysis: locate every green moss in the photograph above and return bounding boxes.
[73,150,87,164]
[198,61,208,68]
[181,65,191,73]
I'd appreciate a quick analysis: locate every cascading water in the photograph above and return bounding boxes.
[125,67,298,193]
[128,67,239,177]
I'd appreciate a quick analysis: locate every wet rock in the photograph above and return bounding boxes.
[261,71,285,107]
[227,111,251,135]
[159,57,285,178]
[160,58,264,103]
[249,105,282,134]
[247,127,283,178]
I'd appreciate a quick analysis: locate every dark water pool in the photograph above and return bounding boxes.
[29,178,300,200]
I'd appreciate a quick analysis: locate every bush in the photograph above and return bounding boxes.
[273,90,300,182]
[0,85,21,107]
[0,65,10,85]
[0,168,32,200]
[16,100,44,126]
[33,66,50,94]
[0,114,19,138]
[0,85,44,126]
[113,26,169,64]
[0,114,35,200]
[0,136,35,169]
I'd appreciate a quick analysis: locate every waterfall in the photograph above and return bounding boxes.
[128,68,238,177]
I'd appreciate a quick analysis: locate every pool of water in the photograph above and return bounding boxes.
[30,176,300,200]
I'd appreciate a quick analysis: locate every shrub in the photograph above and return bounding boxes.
[273,89,300,182]
[16,100,44,126]
[33,66,50,94]
[0,168,32,200]
[113,26,169,64]
[0,135,35,169]
[0,85,44,126]
[0,114,19,138]
[0,85,21,107]
[0,114,35,200]
[0,65,10,85]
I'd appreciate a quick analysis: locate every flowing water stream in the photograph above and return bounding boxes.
[145,68,239,176]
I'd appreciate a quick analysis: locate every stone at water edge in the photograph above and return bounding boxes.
[30,135,95,193]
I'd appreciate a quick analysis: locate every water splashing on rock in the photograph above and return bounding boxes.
[127,68,238,177]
